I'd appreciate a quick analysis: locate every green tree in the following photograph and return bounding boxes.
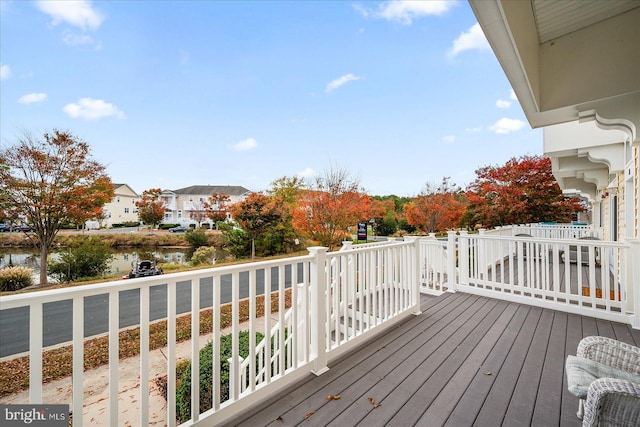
[0,130,114,286]
[185,228,209,248]
[268,175,307,205]
[48,236,114,282]
[136,188,166,231]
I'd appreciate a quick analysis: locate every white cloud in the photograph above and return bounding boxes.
[325,73,360,93]
[36,0,104,30]
[231,138,258,151]
[448,23,490,57]
[63,97,125,120]
[18,93,48,104]
[297,167,317,179]
[0,64,10,80]
[496,99,511,109]
[62,30,95,46]
[510,89,517,100]
[442,135,455,143]
[354,1,454,25]
[466,126,483,133]
[489,118,526,134]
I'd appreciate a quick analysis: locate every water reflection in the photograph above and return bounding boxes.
[0,247,193,277]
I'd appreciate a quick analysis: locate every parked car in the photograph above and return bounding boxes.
[0,223,11,232]
[12,223,33,232]
[123,260,163,279]
[168,225,188,233]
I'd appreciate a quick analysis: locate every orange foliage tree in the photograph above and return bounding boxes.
[230,192,288,258]
[403,177,466,233]
[0,130,114,286]
[465,155,586,228]
[135,188,166,230]
[291,167,373,250]
[205,192,231,225]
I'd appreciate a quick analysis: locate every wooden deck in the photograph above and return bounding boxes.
[227,292,640,427]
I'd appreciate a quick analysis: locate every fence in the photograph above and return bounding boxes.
[0,240,421,426]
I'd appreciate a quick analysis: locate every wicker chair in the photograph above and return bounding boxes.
[569,336,640,427]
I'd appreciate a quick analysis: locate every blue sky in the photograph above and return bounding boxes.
[1,0,541,196]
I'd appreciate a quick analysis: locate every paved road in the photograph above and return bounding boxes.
[0,264,300,358]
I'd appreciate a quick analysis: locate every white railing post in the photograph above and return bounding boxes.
[228,356,244,400]
[404,236,422,314]
[340,241,353,251]
[308,246,329,375]
[447,230,457,292]
[459,230,469,286]
[627,239,640,329]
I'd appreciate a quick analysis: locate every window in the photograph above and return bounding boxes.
[178,210,182,218]
[124,208,129,213]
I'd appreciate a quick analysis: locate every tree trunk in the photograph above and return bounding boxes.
[39,245,49,286]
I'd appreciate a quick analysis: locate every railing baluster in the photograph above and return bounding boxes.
[166,282,176,427]
[108,291,119,426]
[28,302,43,404]
[212,274,220,412]
[139,286,149,427]
[191,279,200,421]
[72,296,83,427]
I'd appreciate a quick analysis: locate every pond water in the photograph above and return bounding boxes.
[0,247,195,279]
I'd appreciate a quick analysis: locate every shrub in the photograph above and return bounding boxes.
[190,246,216,266]
[159,223,180,230]
[48,237,114,282]
[185,229,209,248]
[0,266,33,291]
[176,331,264,423]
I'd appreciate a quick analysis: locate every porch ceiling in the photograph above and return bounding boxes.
[470,0,640,144]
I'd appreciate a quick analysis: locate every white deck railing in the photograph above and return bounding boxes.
[483,223,602,239]
[1,228,638,426]
[0,240,421,427]
[415,229,639,328]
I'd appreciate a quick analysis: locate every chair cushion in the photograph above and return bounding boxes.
[566,355,640,398]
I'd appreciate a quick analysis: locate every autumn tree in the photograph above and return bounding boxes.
[465,155,586,228]
[0,130,114,286]
[205,193,231,226]
[403,177,467,233]
[292,166,372,250]
[136,188,166,230]
[268,175,307,206]
[229,192,288,258]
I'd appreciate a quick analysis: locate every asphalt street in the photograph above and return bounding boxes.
[0,264,300,358]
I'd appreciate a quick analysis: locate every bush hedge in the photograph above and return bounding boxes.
[176,330,264,423]
[0,266,33,291]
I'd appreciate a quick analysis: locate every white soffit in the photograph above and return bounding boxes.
[470,0,640,133]
[532,0,639,43]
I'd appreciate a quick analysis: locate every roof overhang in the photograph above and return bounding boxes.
[470,0,640,145]
[545,120,628,195]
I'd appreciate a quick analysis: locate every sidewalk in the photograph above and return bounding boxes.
[0,314,278,426]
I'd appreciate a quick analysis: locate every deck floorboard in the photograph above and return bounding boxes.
[228,292,638,427]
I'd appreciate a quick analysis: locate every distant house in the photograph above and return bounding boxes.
[99,184,141,228]
[160,185,251,227]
